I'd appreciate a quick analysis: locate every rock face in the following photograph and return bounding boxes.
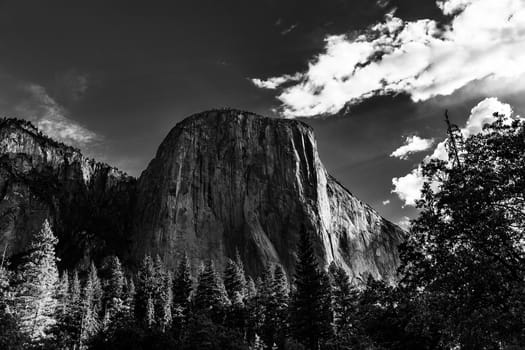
[132,110,404,281]
[0,119,135,267]
[0,111,403,281]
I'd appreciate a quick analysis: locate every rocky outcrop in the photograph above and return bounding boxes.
[131,110,404,281]
[0,118,135,268]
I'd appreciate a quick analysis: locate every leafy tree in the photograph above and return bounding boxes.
[290,227,333,350]
[399,116,525,348]
[12,219,59,344]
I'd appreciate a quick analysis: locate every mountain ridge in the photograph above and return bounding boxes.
[0,110,403,281]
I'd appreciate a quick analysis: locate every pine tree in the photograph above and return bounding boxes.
[102,255,125,323]
[0,259,27,349]
[80,267,101,348]
[328,262,358,338]
[135,255,155,325]
[194,259,230,323]
[290,227,333,350]
[224,258,247,301]
[88,261,103,316]
[12,219,59,344]
[271,264,289,349]
[152,255,172,331]
[173,252,193,312]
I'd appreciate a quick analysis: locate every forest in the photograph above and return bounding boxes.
[0,114,524,350]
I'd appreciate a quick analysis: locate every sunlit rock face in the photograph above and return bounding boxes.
[0,118,135,267]
[132,110,404,281]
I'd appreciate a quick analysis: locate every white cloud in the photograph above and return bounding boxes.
[392,97,520,206]
[252,0,525,117]
[397,216,412,231]
[390,135,434,160]
[251,73,303,90]
[382,199,391,205]
[16,84,99,147]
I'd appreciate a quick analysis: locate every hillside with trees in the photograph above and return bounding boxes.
[0,115,524,349]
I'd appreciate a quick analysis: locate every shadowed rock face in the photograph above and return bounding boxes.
[132,110,404,281]
[0,119,135,268]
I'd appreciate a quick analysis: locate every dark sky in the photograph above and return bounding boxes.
[1,0,523,226]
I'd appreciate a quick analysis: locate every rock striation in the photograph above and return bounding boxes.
[131,109,404,281]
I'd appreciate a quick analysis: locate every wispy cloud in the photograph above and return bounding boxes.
[392,97,520,206]
[390,135,434,160]
[15,83,99,148]
[252,0,525,117]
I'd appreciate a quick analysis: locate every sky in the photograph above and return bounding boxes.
[1,0,524,227]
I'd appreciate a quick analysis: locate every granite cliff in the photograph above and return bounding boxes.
[0,110,403,281]
[131,110,404,281]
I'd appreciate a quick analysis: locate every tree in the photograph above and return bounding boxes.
[194,260,230,323]
[81,266,101,348]
[173,252,193,311]
[88,261,103,318]
[270,264,289,349]
[328,262,358,338]
[224,258,247,301]
[153,256,172,331]
[400,116,525,348]
[135,255,155,325]
[12,219,59,344]
[0,260,27,350]
[102,255,125,324]
[290,227,333,350]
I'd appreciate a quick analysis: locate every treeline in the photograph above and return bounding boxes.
[0,220,378,350]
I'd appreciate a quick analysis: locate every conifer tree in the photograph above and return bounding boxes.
[80,267,101,348]
[173,253,193,315]
[135,255,155,325]
[194,259,230,322]
[271,264,289,349]
[328,262,358,338]
[153,255,172,330]
[290,227,333,350]
[102,255,125,323]
[12,219,59,344]
[0,259,27,349]
[88,261,103,317]
[224,258,247,301]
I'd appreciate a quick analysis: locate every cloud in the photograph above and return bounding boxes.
[15,83,99,147]
[390,135,434,160]
[251,73,303,90]
[252,0,525,117]
[392,97,520,206]
[382,199,391,205]
[397,216,412,231]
